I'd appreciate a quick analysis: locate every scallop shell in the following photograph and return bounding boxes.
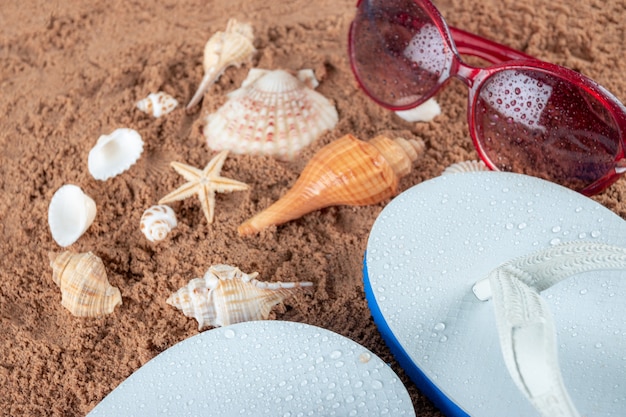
[394,98,441,122]
[136,92,179,117]
[48,184,97,247]
[140,205,177,242]
[441,160,489,175]
[187,19,256,108]
[49,251,122,317]
[203,68,339,161]
[88,128,144,181]
[167,264,313,330]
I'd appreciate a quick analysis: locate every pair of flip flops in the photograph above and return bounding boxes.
[89,171,624,416]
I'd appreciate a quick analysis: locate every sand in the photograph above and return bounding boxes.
[1,0,625,415]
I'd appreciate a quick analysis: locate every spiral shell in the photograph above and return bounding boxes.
[136,92,178,118]
[49,251,122,317]
[203,68,339,161]
[187,19,256,108]
[238,133,425,235]
[140,205,178,242]
[167,264,313,330]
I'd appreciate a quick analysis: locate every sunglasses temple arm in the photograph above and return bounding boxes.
[450,27,535,64]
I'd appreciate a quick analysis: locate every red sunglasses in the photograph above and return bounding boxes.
[349,0,626,196]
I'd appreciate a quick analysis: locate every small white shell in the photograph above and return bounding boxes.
[441,160,489,176]
[88,128,144,181]
[140,205,178,242]
[136,92,179,118]
[394,98,441,122]
[48,184,97,247]
[203,68,339,161]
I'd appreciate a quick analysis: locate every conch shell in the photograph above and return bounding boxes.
[238,134,425,235]
[187,19,256,108]
[49,251,122,317]
[166,264,313,330]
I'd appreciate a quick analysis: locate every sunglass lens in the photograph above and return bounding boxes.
[473,68,620,192]
[350,0,453,108]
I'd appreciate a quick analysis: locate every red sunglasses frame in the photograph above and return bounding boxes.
[348,0,626,196]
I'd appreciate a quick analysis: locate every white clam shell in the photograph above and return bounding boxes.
[140,205,178,242]
[203,68,339,161]
[441,160,489,175]
[48,184,97,247]
[136,92,179,118]
[394,98,441,122]
[88,128,144,181]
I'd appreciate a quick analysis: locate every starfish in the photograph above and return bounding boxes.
[158,151,249,224]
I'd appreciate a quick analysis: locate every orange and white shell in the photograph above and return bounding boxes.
[238,134,425,235]
[166,264,313,330]
[49,251,122,317]
[187,19,256,108]
[136,92,178,118]
[203,68,339,161]
[140,205,177,242]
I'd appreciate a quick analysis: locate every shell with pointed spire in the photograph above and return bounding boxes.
[187,19,256,109]
[49,251,122,317]
[166,264,313,330]
[203,68,339,161]
[238,133,425,235]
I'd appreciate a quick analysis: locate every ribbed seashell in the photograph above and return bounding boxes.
[187,19,256,109]
[48,184,97,247]
[441,160,489,176]
[88,128,144,181]
[136,92,179,117]
[167,264,313,330]
[238,133,425,235]
[203,68,339,161]
[49,251,122,317]
[140,205,178,242]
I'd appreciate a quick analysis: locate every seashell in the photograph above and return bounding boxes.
[203,68,339,161]
[136,92,179,117]
[48,184,97,247]
[441,160,489,176]
[238,133,425,235]
[187,19,256,109]
[49,251,122,317]
[167,264,313,330]
[88,128,144,181]
[140,205,178,242]
[394,98,441,122]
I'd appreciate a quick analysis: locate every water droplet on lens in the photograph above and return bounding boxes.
[434,322,446,331]
[224,329,235,339]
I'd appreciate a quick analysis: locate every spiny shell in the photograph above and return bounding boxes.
[167,264,313,330]
[136,92,178,118]
[140,205,178,242]
[49,251,122,317]
[88,128,144,181]
[441,160,489,176]
[48,184,97,247]
[187,19,256,108]
[203,68,339,161]
[238,134,425,235]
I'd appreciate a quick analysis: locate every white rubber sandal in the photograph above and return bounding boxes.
[87,320,415,416]
[364,171,626,417]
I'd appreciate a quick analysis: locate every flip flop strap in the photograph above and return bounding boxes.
[474,241,626,417]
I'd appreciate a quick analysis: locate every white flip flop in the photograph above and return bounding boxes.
[87,320,415,416]
[364,171,626,417]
